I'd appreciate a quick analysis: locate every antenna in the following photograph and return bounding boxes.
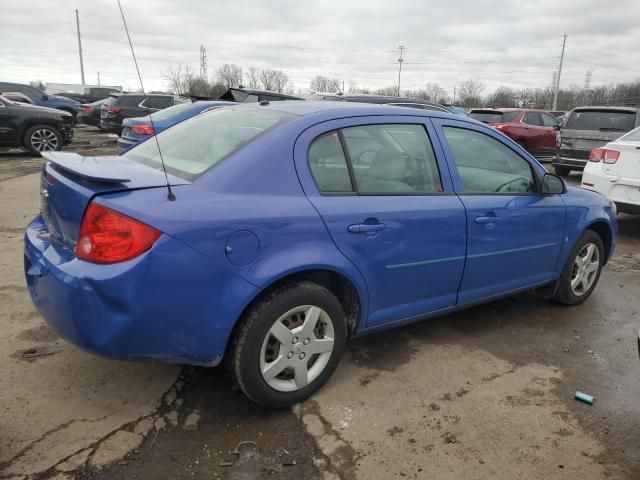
[117,0,176,201]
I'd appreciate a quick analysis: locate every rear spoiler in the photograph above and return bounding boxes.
[41,152,132,183]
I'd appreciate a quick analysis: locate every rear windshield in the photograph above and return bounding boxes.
[469,111,518,123]
[149,102,194,121]
[124,107,296,180]
[618,126,640,142]
[102,95,119,107]
[564,110,636,132]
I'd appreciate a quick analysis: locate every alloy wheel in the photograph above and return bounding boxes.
[570,242,600,296]
[30,128,59,152]
[260,305,335,392]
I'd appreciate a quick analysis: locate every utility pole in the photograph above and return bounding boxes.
[199,45,207,79]
[584,68,593,90]
[97,71,101,85]
[397,45,405,97]
[75,9,86,87]
[552,34,567,110]
[453,86,456,104]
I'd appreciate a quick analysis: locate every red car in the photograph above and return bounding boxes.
[469,108,560,158]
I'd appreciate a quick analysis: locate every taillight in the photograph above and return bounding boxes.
[82,107,95,113]
[495,124,508,131]
[132,124,155,136]
[76,203,161,264]
[107,106,122,114]
[589,148,620,164]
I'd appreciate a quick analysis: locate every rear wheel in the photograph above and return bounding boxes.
[23,124,63,154]
[554,165,571,176]
[229,282,347,408]
[553,230,604,305]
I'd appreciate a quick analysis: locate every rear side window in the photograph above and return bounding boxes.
[308,131,353,193]
[523,112,544,126]
[143,97,172,109]
[541,113,559,127]
[565,110,636,132]
[307,124,443,195]
[117,95,145,107]
[443,127,536,194]
[125,108,296,180]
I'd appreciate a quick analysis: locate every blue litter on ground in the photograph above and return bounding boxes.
[575,391,594,405]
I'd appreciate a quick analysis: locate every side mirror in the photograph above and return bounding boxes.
[542,173,566,194]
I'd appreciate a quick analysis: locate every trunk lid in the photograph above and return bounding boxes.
[40,152,188,251]
[602,141,640,179]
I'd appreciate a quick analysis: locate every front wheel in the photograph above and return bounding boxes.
[24,124,64,154]
[553,230,604,305]
[229,282,347,408]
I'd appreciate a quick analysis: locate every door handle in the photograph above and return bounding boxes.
[348,223,386,234]
[475,215,499,225]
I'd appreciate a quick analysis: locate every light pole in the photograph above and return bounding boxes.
[397,45,405,97]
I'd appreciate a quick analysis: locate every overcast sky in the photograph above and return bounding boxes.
[2,0,639,97]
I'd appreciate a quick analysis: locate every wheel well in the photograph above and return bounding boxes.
[235,270,361,339]
[587,221,612,261]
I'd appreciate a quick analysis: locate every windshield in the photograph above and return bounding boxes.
[124,107,296,180]
[564,110,636,131]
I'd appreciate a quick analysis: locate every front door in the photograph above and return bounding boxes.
[433,119,566,305]
[294,116,467,328]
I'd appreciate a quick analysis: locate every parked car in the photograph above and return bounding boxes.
[0,81,79,118]
[469,108,560,158]
[100,93,191,134]
[553,106,640,176]
[444,105,469,116]
[118,100,233,153]
[0,91,34,104]
[0,95,73,153]
[25,102,616,408]
[582,126,640,214]
[317,92,453,113]
[76,100,106,127]
[55,87,121,105]
[218,87,304,103]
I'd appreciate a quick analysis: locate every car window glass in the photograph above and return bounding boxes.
[443,127,536,194]
[541,113,558,127]
[144,97,172,109]
[501,111,519,122]
[341,124,442,194]
[523,112,544,126]
[308,131,353,193]
[564,110,635,131]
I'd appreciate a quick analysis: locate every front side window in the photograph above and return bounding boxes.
[443,127,536,194]
[125,107,296,180]
[541,113,559,127]
[308,131,353,193]
[341,124,442,194]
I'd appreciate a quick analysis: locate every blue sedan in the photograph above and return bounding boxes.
[25,102,616,407]
[117,100,232,153]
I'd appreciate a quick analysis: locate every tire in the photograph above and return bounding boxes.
[554,165,571,177]
[229,281,347,408]
[23,124,64,154]
[553,230,604,305]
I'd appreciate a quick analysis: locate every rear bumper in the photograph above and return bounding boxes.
[552,156,586,170]
[24,214,258,366]
[99,119,122,134]
[582,164,640,212]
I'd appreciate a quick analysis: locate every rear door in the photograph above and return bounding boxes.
[294,116,467,328]
[432,118,565,305]
[522,111,555,154]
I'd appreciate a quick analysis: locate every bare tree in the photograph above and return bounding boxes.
[310,75,340,93]
[29,80,46,91]
[164,65,196,95]
[259,69,288,92]
[374,85,400,96]
[246,67,260,89]
[422,82,446,102]
[485,86,518,107]
[216,64,243,87]
[458,79,485,108]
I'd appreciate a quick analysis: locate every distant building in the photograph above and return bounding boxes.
[46,82,122,95]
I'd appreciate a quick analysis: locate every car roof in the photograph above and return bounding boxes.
[227,87,304,100]
[238,100,463,122]
[321,93,445,106]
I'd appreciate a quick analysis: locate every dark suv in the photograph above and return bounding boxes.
[0,81,79,118]
[0,95,73,153]
[553,106,640,176]
[100,93,191,134]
